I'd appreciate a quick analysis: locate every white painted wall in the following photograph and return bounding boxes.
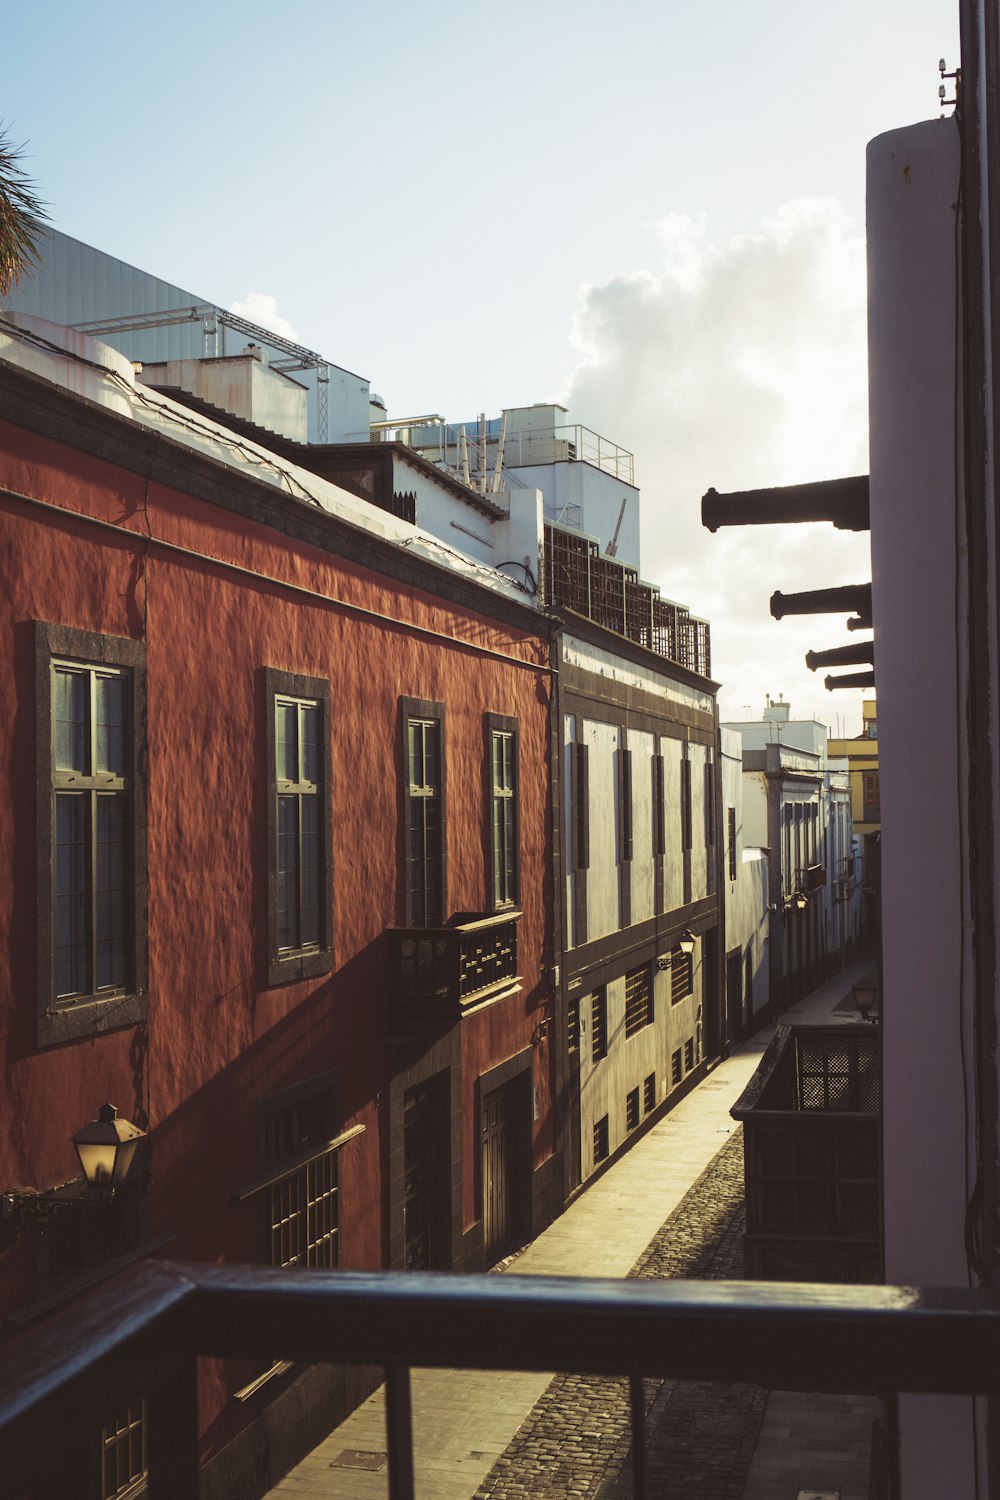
[662,735,685,912]
[689,740,709,902]
[727,716,828,757]
[630,729,656,925]
[138,354,309,443]
[722,729,770,1028]
[563,637,715,716]
[575,957,703,1176]
[868,117,977,1498]
[583,718,622,943]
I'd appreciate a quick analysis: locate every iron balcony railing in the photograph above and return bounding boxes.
[6,1260,1000,1500]
[732,1024,881,1283]
[388,911,520,1034]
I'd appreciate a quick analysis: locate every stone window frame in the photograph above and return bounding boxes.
[485,713,520,912]
[264,668,333,988]
[400,697,447,927]
[35,621,148,1049]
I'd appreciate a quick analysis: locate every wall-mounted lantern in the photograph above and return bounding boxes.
[851,975,879,1024]
[72,1104,145,1192]
[678,928,697,956]
[1,1103,146,1236]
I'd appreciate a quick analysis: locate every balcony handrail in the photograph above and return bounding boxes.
[6,1260,1000,1499]
[387,908,522,939]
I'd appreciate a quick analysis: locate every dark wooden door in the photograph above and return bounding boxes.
[403,1078,447,1270]
[481,1078,525,1264]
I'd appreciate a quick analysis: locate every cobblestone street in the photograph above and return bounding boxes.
[473,1131,766,1500]
[266,962,877,1500]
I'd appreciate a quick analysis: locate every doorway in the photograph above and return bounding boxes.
[481,1075,529,1264]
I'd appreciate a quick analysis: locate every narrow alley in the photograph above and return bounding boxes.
[265,958,878,1500]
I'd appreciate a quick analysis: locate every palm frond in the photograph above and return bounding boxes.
[0,121,50,297]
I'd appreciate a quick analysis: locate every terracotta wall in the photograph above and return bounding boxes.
[0,418,553,1390]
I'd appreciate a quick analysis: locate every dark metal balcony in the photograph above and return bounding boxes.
[388,911,520,1034]
[799,864,827,894]
[6,1259,1000,1500]
[732,1024,881,1283]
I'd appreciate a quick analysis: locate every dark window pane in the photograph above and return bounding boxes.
[277,795,299,950]
[96,795,126,989]
[56,794,87,997]
[300,795,320,947]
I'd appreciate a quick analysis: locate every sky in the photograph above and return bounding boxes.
[4,0,961,732]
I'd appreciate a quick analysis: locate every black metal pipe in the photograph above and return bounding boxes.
[770,584,872,620]
[806,642,875,671]
[824,671,877,692]
[702,476,870,532]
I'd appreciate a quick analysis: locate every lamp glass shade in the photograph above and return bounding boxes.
[72,1104,144,1188]
[851,978,879,1020]
[678,929,696,956]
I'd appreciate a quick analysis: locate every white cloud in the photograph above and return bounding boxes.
[564,197,871,730]
[228,293,298,342]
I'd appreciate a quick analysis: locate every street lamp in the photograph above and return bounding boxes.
[1,1103,146,1235]
[678,928,697,956]
[72,1104,145,1192]
[794,892,809,912]
[851,975,879,1024]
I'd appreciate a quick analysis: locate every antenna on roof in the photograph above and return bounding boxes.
[606,496,628,557]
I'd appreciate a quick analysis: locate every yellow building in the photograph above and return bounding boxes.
[827,699,880,937]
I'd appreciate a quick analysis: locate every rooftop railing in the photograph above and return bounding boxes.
[543,523,712,677]
[386,419,636,487]
[5,1261,1000,1500]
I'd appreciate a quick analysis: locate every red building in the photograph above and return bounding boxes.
[0,319,555,1496]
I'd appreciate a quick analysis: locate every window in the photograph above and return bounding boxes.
[671,1049,682,1086]
[100,1400,146,1500]
[266,670,332,986]
[619,745,633,863]
[685,1037,695,1072]
[863,771,881,819]
[652,754,666,858]
[670,947,693,1005]
[263,1074,340,1269]
[568,998,580,1054]
[591,989,608,1062]
[573,739,590,869]
[35,623,147,1048]
[643,1073,657,1114]
[402,699,445,926]
[626,1087,640,1132]
[624,965,653,1038]
[487,715,519,909]
[593,1114,609,1166]
[727,807,737,882]
[680,755,692,852]
[704,760,715,847]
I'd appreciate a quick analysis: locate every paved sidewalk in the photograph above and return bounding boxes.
[265,959,874,1500]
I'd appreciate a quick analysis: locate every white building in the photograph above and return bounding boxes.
[720,728,770,1035]
[725,701,860,1007]
[559,622,722,1191]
